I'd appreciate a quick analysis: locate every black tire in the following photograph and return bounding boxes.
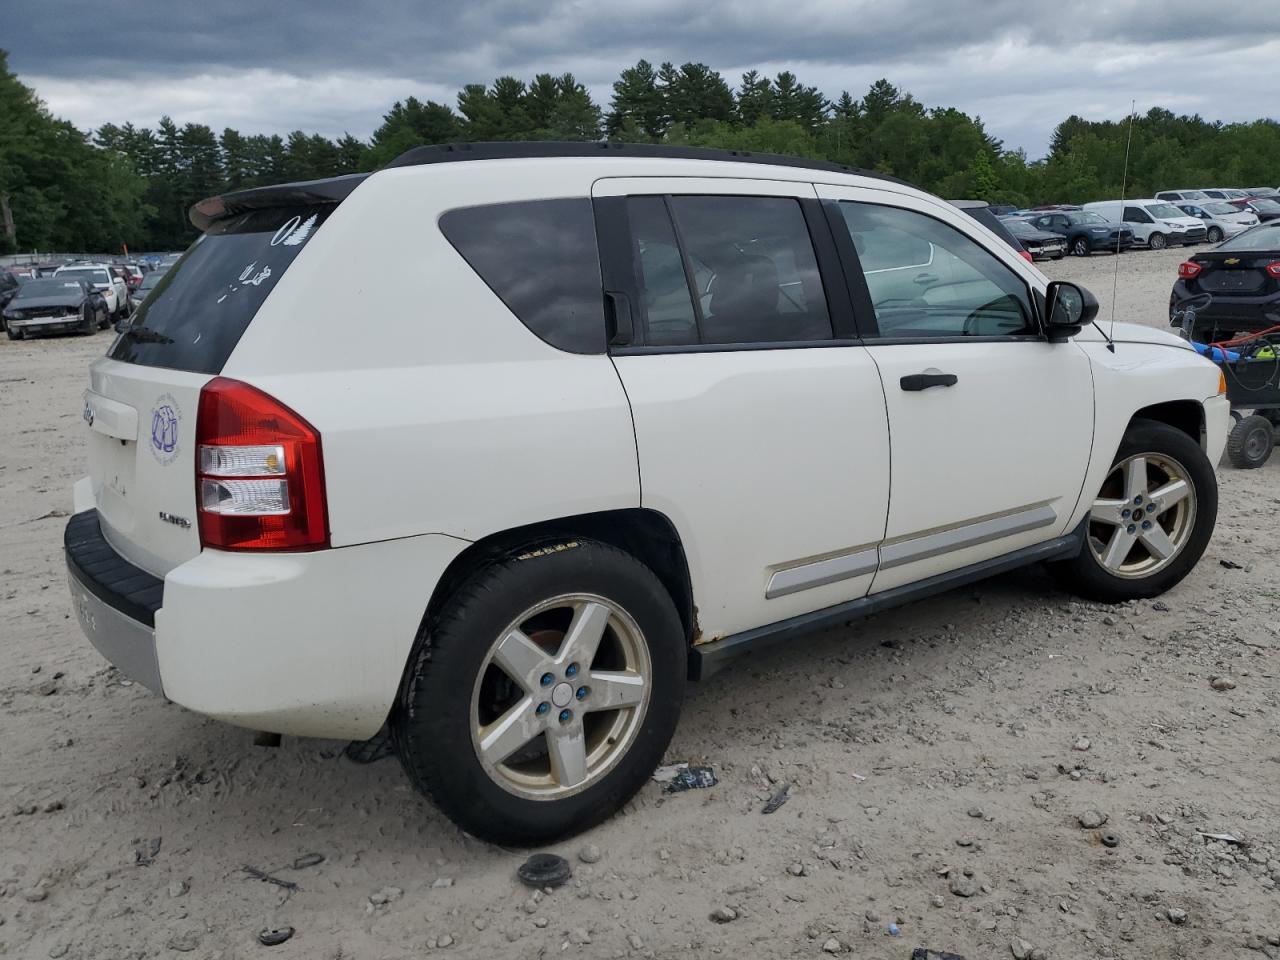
[79,306,94,335]
[1227,414,1274,469]
[1050,420,1217,602]
[1149,232,1167,250]
[1206,226,1224,243]
[6,326,20,341]
[1072,236,1090,257]
[394,539,685,845]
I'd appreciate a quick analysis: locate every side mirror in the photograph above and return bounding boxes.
[1044,280,1098,342]
[114,318,131,334]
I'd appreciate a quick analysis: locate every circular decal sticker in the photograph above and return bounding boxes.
[149,393,182,465]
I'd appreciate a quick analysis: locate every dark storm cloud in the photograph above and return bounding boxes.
[7,0,1280,155]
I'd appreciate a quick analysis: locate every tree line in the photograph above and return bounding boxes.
[3,47,1279,255]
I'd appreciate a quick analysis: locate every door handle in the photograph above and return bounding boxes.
[913,273,939,285]
[900,372,958,391]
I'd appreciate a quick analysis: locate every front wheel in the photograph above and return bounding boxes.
[1206,226,1224,243]
[1051,420,1217,602]
[1149,232,1167,250]
[394,539,685,844]
[1072,237,1090,256]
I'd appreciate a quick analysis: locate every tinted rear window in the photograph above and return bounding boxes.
[109,205,331,374]
[439,199,605,353]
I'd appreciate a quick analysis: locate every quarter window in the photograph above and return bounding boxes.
[838,202,1037,340]
[439,198,606,353]
[627,195,832,347]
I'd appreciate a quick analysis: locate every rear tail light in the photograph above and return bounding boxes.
[1178,261,1203,279]
[195,377,328,551]
[1018,250,1034,263]
[1265,262,1280,279]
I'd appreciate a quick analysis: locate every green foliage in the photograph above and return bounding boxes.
[3,47,1280,256]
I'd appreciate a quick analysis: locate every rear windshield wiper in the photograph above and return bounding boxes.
[120,326,174,345]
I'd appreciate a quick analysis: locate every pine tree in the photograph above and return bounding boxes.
[606,59,665,140]
[736,70,773,126]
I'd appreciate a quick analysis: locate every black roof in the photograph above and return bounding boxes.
[386,140,904,183]
[191,141,908,230]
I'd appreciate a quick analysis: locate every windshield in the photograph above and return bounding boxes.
[58,268,109,285]
[1066,212,1107,225]
[1179,190,1207,199]
[1217,224,1280,252]
[1201,202,1237,216]
[16,279,83,298]
[138,271,165,290]
[1145,203,1184,220]
[1253,199,1280,213]
[1004,219,1035,236]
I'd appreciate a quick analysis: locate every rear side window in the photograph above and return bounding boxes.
[110,205,332,374]
[626,195,832,347]
[439,199,605,353]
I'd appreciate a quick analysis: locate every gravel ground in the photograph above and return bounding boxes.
[1,247,1278,960]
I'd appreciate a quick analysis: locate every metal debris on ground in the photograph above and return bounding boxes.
[1197,831,1241,844]
[663,765,718,793]
[517,853,572,889]
[242,865,299,892]
[258,927,295,946]
[910,949,966,960]
[762,783,791,814]
[1219,559,1244,569]
[1101,832,1120,848]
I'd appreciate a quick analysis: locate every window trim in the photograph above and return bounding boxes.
[825,198,1047,344]
[598,192,846,355]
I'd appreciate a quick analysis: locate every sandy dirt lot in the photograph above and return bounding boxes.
[2,247,1278,960]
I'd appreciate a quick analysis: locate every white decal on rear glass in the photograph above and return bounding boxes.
[270,213,316,248]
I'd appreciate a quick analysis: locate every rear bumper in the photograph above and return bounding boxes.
[66,511,164,694]
[65,506,469,739]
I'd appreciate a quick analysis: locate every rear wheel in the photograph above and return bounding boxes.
[1149,232,1167,250]
[1051,420,1216,602]
[1072,236,1090,256]
[1206,226,1224,243]
[394,539,685,844]
[1227,414,1274,469]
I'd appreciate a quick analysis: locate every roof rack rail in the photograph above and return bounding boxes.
[385,140,908,186]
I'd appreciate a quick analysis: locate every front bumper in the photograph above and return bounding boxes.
[9,315,82,335]
[65,505,468,739]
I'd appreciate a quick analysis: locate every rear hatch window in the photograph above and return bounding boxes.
[110,205,332,374]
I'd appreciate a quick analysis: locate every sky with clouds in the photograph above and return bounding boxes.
[7,0,1280,158]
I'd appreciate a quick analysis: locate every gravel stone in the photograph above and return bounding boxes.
[1078,810,1108,829]
[822,937,841,953]
[1011,938,1034,959]
[577,843,601,864]
[709,906,737,923]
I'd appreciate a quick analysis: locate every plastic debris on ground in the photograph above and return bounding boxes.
[660,765,718,793]
[911,950,965,960]
[762,783,791,814]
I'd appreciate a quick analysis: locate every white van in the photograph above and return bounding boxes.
[1083,199,1207,249]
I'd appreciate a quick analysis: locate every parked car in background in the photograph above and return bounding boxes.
[1002,217,1068,260]
[116,263,144,290]
[1175,200,1259,242]
[53,263,127,317]
[127,267,168,311]
[3,277,109,339]
[0,269,21,317]
[1026,209,1134,256]
[1201,189,1248,200]
[948,200,1031,261]
[1083,199,1206,249]
[1228,197,1280,224]
[1155,189,1209,202]
[1170,222,1280,339]
[1244,187,1279,198]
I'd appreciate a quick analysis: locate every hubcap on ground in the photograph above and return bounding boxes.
[1088,453,1196,579]
[470,594,651,800]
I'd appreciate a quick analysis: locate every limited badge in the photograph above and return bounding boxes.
[149,393,181,465]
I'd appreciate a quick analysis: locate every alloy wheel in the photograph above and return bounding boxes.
[469,594,651,800]
[1088,453,1197,578]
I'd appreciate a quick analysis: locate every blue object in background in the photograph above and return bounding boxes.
[1191,341,1240,363]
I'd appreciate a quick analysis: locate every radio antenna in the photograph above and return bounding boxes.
[1107,99,1137,353]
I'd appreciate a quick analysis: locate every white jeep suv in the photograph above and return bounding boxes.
[54,262,128,318]
[68,143,1230,843]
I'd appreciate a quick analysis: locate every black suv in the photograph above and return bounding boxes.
[1026,211,1134,256]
